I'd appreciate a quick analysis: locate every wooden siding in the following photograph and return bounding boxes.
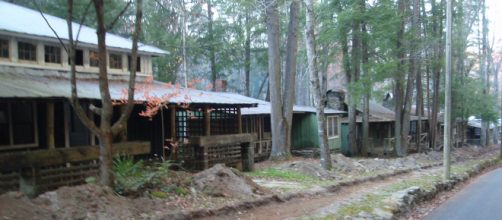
[291,114,341,151]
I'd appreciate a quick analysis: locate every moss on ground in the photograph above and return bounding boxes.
[329,159,497,219]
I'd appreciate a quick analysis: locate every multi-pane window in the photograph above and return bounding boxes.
[109,53,122,69]
[89,50,99,67]
[0,39,9,58]
[0,102,37,148]
[17,41,37,61]
[44,45,61,64]
[68,49,84,66]
[327,116,338,138]
[127,55,141,72]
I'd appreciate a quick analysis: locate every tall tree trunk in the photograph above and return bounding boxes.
[480,0,488,147]
[179,0,188,87]
[245,10,251,97]
[65,0,143,186]
[266,0,298,160]
[394,0,406,157]
[429,0,444,151]
[95,0,115,186]
[282,0,300,157]
[349,0,362,155]
[305,0,331,169]
[411,0,422,152]
[334,1,354,156]
[361,0,370,157]
[208,0,217,91]
[443,0,452,180]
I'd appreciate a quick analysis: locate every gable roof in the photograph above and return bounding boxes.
[215,93,346,115]
[0,1,166,55]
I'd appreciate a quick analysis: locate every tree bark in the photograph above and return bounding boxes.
[361,0,369,157]
[305,0,332,169]
[266,0,288,160]
[282,0,300,158]
[245,10,251,97]
[444,0,452,180]
[480,0,488,147]
[334,1,354,156]
[349,0,362,155]
[412,0,423,153]
[65,0,143,186]
[208,0,217,91]
[394,0,406,157]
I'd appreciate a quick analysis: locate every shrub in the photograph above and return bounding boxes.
[113,155,156,195]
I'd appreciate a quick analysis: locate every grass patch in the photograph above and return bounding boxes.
[248,168,318,182]
[335,193,387,218]
[331,159,494,219]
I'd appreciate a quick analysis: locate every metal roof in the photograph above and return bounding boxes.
[0,1,167,55]
[219,93,346,115]
[340,101,427,123]
[0,66,257,107]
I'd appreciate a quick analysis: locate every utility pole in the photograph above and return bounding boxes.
[443,0,452,181]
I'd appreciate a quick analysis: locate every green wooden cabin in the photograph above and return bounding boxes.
[233,95,346,160]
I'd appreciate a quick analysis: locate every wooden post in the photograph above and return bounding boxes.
[169,105,177,160]
[120,105,128,142]
[19,167,40,198]
[241,142,254,171]
[204,106,211,136]
[63,103,70,148]
[237,108,243,134]
[47,102,55,149]
[170,105,176,140]
[195,145,209,170]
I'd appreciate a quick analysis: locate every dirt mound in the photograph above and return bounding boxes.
[0,192,54,220]
[278,161,336,180]
[332,154,365,173]
[192,164,270,198]
[34,184,139,219]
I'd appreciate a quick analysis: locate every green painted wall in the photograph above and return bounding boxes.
[291,114,341,151]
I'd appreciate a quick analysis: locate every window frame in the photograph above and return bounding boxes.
[0,102,38,151]
[326,116,339,139]
[44,44,62,64]
[89,50,100,67]
[109,53,123,69]
[17,41,37,61]
[127,55,141,72]
[0,38,9,59]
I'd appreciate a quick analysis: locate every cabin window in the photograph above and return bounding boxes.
[327,116,338,138]
[89,50,99,67]
[0,102,37,149]
[0,39,9,58]
[68,49,84,66]
[44,45,61,64]
[17,41,37,61]
[410,121,417,134]
[127,55,141,72]
[109,53,122,69]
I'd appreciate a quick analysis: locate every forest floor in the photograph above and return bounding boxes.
[0,144,498,220]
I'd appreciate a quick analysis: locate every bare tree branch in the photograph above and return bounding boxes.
[107,0,132,31]
[75,0,93,48]
[112,0,143,136]
[67,0,100,136]
[33,1,69,53]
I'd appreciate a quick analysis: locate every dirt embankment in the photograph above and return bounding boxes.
[0,145,497,219]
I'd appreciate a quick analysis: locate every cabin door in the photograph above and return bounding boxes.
[64,103,91,147]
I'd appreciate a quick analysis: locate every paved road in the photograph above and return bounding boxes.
[426,167,502,220]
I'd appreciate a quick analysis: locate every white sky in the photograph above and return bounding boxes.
[486,0,502,51]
